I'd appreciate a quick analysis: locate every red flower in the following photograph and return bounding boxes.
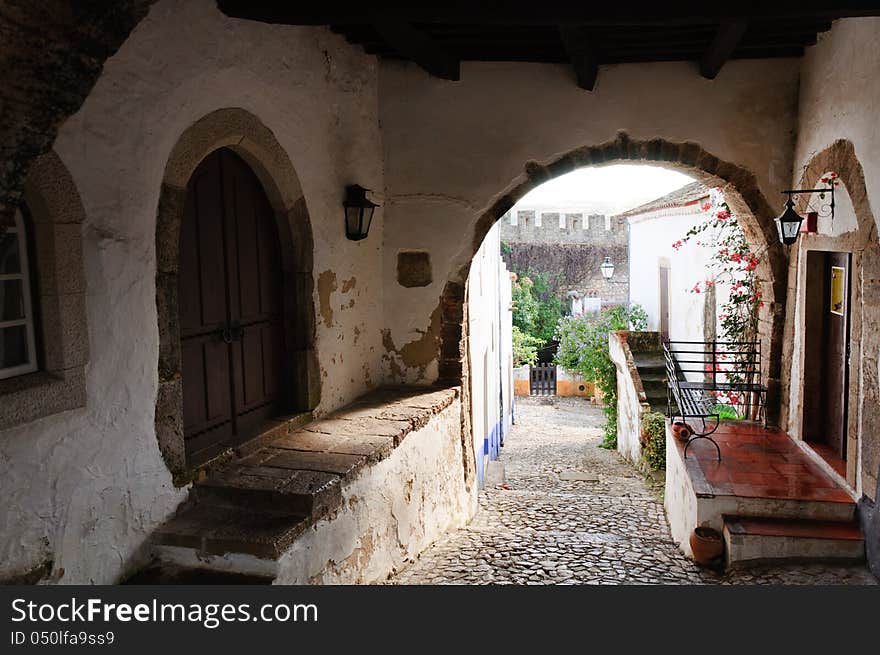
[716,209,732,221]
[705,280,715,286]
[701,202,712,211]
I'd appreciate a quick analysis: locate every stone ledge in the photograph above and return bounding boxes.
[153,385,460,560]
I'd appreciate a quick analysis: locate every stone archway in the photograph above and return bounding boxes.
[439,132,789,429]
[782,139,879,497]
[154,108,319,479]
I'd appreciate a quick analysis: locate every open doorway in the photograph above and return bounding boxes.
[802,250,852,473]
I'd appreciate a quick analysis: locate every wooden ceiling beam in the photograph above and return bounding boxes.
[372,21,460,80]
[217,1,880,25]
[700,20,748,79]
[558,25,598,91]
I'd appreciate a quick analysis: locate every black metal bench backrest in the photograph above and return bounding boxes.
[663,339,762,388]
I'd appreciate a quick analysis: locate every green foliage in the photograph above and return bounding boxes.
[641,411,667,471]
[512,326,542,367]
[711,403,741,420]
[500,241,512,258]
[555,304,648,449]
[511,275,540,336]
[510,271,565,345]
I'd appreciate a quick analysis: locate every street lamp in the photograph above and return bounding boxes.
[600,256,614,280]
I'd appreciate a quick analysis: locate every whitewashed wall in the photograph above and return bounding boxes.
[379,57,800,383]
[628,203,729,347]
[0,0,384,584]
[467,223,514,485]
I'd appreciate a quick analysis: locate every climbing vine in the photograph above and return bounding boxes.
[672,189,764,408]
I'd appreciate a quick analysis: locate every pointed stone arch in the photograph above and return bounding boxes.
[783,139,879,506]
[154,108,319,479]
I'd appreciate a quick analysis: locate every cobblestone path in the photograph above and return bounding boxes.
[389,396,876,585]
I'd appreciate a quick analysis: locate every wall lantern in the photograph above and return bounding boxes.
[343,184,379,241]
[600,256,615,280]
[775,185,835,246]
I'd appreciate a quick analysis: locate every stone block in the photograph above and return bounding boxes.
[397,251,432,288]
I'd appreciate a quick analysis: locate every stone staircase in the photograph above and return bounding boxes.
[631,351,675,414]
[723,515,864,567]
[136,386,459,582]
[667,421,866,569]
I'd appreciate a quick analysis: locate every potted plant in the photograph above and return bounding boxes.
[690,526,724,565]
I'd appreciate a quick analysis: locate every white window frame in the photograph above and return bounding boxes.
[0,209,38,379]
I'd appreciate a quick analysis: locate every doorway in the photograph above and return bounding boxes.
[802,250,851,470]
[178,148,285,465]
[658,261,670,340]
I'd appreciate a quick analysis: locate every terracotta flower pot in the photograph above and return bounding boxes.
[671,421,692,441]
[690,526,724,565]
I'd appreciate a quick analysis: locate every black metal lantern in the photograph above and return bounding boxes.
[343,184,379,241]
[775,194,803,245]
[600,256,614,280]
[775,184,835,246]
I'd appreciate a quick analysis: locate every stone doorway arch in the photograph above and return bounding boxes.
[439,132,789,453]
[782,139,878,497]
[154,108,319,479]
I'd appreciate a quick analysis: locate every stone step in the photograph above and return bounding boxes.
[124,561,274,585]
[632,353,666,370]
[723,516,865,567]
[153,503,310,561]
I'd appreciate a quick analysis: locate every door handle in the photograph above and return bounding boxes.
[216,324,233,343]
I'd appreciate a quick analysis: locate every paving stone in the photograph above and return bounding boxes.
[387,396,877,586]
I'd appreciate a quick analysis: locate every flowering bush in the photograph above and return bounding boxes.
[672,190,764,413]
[555,304,648,448]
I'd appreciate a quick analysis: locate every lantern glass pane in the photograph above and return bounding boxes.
[346,206,362,237]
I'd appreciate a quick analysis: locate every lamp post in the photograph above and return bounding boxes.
[600,256,614,280]
[343,184,379,241]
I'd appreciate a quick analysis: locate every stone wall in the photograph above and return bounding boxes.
[501,207,630,307]
[500,209,627,245]
[0,0,384,584]
[787,17,880,575]
[609,331,656,465]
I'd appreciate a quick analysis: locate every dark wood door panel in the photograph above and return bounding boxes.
[179,147,286,466]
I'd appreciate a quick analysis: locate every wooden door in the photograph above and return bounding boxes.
[821,252,850,459]
[178,148,284,464]
[659,264,670,340]
[802,251,850,462]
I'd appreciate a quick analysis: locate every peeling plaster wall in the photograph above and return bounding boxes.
[0,0,384,583]
[379,58,800,382]
[273,397,475,584]
[789,18,880,574]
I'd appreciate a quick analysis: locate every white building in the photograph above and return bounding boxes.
[619,182,728,344]
[467,222,514,487]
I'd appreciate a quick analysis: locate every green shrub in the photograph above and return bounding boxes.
[512,326,542,367]
[641,411,667,471]
[554,304,648,449]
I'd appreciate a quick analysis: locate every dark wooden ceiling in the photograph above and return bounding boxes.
[216,2,880,89]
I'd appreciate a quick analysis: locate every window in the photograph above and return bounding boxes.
[0,209,38,379]
[509,212,518,226]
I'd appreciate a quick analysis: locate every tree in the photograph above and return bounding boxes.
[555,304,648,448]
[512,326,543,367]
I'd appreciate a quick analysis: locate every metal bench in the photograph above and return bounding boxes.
[663,339,768,461]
